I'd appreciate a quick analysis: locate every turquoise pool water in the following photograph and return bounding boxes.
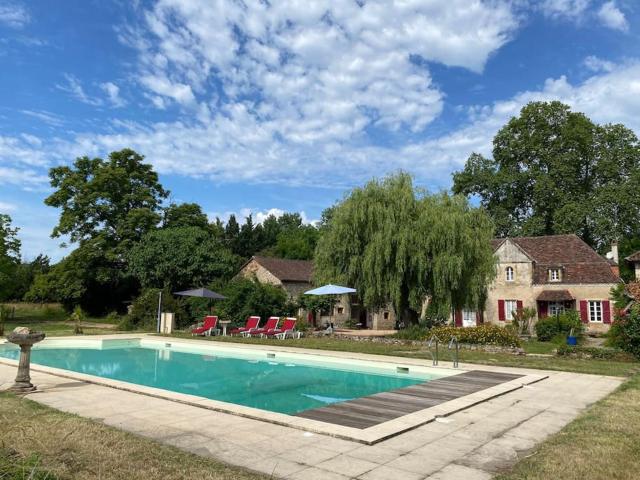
[0,345,431,414]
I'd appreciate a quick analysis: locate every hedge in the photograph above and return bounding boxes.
[429,324,521,347]
[556,344,635,361]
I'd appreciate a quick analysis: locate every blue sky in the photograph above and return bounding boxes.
[1,0,639,261]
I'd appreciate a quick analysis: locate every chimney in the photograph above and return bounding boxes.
[611,241,619,265]
[606,241,620,277]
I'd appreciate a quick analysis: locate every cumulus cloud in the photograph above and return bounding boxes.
[538,0,592,20]
[100,82,126,107]
[5,60,640,192]
[583,55,615,72]
[0,1,29,28]
[123,0,519,142]
[597,1,628,31]
[209,207,318,226]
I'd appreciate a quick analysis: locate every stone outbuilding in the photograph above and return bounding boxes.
[236,256,395,330]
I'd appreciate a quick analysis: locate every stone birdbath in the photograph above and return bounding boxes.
[6,327,45,393]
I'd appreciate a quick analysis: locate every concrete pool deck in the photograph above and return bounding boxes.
[0,336,624,479]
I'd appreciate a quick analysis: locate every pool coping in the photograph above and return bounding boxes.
[0,335,547,444]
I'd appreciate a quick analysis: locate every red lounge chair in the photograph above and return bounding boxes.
[264,317,298,339]
[250,316,279,337]
[230,316,260,336]
[191,316,219,336]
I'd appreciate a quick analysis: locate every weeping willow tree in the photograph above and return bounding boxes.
[314,172,496,322]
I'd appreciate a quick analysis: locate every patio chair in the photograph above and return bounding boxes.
[230,316,260,336]
[249,316,279,337]
[191,316,219,336]
[263,317,299,339]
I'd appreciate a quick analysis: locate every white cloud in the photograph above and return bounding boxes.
[597,1,628,31]
[20,109,64,127]
[0,201,16,212]
[100,82,126,107]
[538,0,592,20]
[583,55,615,72]
[209,208,318,226]
[124,0,519,141]
[56,74,103,106]
[0,1,29,28]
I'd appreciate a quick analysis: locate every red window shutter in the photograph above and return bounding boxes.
[498,300,505,322]
[538,301,548,318]
[475,310,482,325]
[579,300,589,323]
[454,310,462,327]
[603,300,611,324]
[516,300,523,312]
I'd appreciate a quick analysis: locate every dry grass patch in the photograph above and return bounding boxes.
[497,374,640,480]
[0,393,267,480]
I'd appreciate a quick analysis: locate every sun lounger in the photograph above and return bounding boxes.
[230,316,260,336]
[263,317,299,339]
[250,316,279,337]
[191,316,219,336]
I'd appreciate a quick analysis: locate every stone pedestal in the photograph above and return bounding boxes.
[6,330,45,393]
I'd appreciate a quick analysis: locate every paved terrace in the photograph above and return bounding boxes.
[0,347,622,480]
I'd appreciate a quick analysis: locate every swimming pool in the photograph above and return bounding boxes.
[0,338,440,414]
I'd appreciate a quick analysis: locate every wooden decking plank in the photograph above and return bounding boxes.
[295,370,524,429]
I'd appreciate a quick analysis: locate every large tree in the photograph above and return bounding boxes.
[0,214,21,300]
[452,101,640,251]
[38,149,168,312]
[314,173,496,321]
[127,226,240,291]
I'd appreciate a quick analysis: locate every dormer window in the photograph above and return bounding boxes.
[549,268,561,282]
[505,266,514,282]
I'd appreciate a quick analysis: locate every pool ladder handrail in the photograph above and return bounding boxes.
[427,334,441,366]
[448,336,459,368]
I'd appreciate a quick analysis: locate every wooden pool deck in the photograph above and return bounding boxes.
[295,370,523,429]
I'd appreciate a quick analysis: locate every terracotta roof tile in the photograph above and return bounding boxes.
[626,251,640,262]
[537,290,575,301]
[494,234,620,284]
[251,256,313,282]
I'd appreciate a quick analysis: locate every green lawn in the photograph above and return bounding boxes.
[1,303,120,337]
[167,333,640,377]
[0,392,266,480]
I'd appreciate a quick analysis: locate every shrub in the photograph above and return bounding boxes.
[68,306,86,334]
[217,279,293,326]
[607,305,640,358]
[430,324,521,347]
[129,288,187,330]
[0,304,10,336]
[534,310,583,341]
[393,324,430,341]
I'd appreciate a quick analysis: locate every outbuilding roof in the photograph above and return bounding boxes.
[626,251,640,263]
[248,256,313,283]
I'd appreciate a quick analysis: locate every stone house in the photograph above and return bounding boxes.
[454,234,621,332]
[236,255,396,330]
[237,256,314,299]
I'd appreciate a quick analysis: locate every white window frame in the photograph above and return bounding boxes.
[548,301,564,316]
[462,310,476,327]
[505,266,514,282]
[588,300,603,323]
[549,268,561,282]
[505,300,518,321]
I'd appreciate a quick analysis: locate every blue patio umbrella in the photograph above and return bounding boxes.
[304,284,356,296]
[304,284,356,330]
